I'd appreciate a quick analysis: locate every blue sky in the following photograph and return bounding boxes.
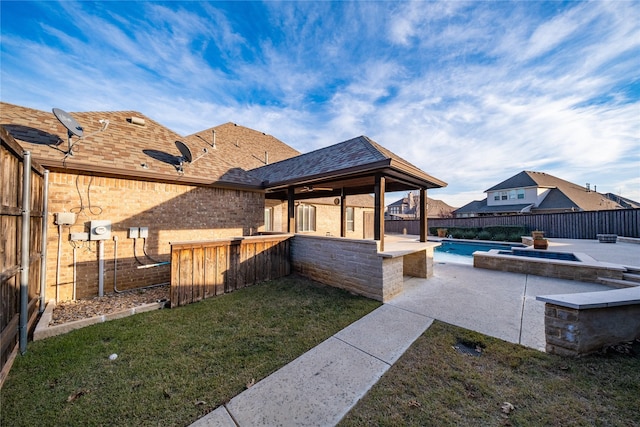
[1,1,639,207]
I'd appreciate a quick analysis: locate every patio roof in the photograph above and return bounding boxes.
[250,135,447,200]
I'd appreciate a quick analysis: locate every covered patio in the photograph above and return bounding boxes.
[251,135,447,301]
[252,135,447,251]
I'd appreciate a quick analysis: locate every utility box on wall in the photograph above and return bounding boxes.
[89,220,112,240]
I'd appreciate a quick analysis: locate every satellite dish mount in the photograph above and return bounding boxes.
[52,108,84,156]
[175,140,208,174]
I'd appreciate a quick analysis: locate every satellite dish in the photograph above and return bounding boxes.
[52,108,84,137]
[175,140,193,163]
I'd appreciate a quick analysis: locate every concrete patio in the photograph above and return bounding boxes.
[191,237,639,426]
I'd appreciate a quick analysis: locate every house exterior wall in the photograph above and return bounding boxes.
[271,201,374,238]
[487,187,539,206]
[46,172,264,301]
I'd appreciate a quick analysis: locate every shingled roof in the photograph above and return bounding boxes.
[251,135,446,198]
[487,171,621,211]
[183,122,300,171]
[0,102,278,189]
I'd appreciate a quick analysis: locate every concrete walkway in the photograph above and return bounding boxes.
[191,238,639,427]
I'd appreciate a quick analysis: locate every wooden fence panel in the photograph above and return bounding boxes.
[170,235,292,307]
[388,209,640,239]
[1,128,46,386]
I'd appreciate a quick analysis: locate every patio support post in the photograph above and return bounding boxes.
[287,187,295,233]
[420,188,427,242]
[340,188,346,237]
[374,174,385,251]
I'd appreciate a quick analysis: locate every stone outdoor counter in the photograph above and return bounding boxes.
[291,235,437,302]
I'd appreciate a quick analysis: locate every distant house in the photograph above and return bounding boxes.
[454,171,626,218]
[386,191,456,219]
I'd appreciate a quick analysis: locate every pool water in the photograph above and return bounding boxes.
[434,240,525,265]
[498,249,580,262]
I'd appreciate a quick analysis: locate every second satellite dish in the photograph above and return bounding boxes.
[175,140,193,163]
[53,108,84,137]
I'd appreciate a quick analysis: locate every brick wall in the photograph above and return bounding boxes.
[290,235,404,302]
[46,172,264,301]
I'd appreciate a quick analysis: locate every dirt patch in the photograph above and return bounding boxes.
[51,286,170,326]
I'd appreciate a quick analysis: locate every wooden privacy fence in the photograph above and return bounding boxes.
[1,127,47,386]
[170,235,292,307]
[387,209,640,239]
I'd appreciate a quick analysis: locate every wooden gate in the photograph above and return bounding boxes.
[170,235,291,307]
[1,127,46,386]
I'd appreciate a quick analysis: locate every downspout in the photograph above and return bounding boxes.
[19,151,31,355]
[98,240,104,297]
[39,170,49,313]
[72,246,77,300]
[56,224,62,303]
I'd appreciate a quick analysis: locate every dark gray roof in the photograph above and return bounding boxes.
[251,135,446,190]
[604,193,640,209]
[486,171,542,192]
[455,200,533,214]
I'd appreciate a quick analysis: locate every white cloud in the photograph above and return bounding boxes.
[1,0,638,205]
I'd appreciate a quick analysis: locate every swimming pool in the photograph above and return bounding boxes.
[498,249,580,262]
[434,240,526,264]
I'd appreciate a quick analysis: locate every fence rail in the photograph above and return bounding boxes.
[170,235,292,307]
[1,127,46,387]
[386,209,640,239]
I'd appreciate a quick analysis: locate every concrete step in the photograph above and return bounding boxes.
[597,277,639,289]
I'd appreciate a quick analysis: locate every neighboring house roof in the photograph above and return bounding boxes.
[0,102,264,189]
[604,193,640,209]
[251,135,447,196]
[455,200,534,215]
[456,170,624,215]
[453,200,487,214]
[386,192,456,218]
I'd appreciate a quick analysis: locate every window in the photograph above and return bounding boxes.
[501,191,508,200]
[509,190,516,200]
[296,204,316,232]
[264,207,273,231]
[346,207,354,232]
[494,193,500,201]
[517,189,525,199]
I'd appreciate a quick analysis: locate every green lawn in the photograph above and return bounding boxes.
[340,321,640,427]
[1,275,380,427]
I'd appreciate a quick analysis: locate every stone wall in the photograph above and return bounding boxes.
[290,235,404,302]
[544,303,640,356]
[46,172,264,300]
[473,251,625,283]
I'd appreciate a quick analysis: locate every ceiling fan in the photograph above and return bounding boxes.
[300,185,333,193]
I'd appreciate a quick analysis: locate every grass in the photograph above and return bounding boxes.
[1,275,380,427]
[340,321,640,427]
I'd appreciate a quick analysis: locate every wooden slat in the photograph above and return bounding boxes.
[193,246,204,303]
[204,247,216,299]
[215,245,227,296]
